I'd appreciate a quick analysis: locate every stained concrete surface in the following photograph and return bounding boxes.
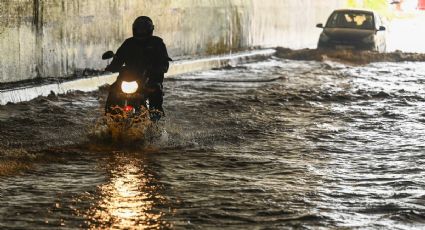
[0,0,342,83]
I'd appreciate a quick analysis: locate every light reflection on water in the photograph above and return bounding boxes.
[84,153,170,229]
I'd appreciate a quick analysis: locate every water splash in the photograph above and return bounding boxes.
[89,107,151,144]
[88,107,172,149]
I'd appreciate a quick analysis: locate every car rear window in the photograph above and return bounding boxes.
[326,11,375,30]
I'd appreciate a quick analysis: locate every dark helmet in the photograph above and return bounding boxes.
[132,16,154,37]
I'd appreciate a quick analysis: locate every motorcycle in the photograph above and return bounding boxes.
[102,51,161,125]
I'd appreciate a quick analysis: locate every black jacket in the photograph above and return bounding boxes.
[106,36,171,84]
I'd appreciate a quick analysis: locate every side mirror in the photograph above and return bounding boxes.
[102,51,114,60]
[316,23,324,28]
[378,26,386,31]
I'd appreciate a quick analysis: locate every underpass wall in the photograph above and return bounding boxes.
[0,0,343,83]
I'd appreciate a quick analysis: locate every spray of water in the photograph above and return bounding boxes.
[88,106,170,148]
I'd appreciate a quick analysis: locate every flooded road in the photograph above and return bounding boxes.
[1,57,425,229]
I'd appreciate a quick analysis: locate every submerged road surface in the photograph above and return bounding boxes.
[0,57,425,229]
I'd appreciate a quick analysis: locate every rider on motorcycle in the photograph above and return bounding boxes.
[106,16,171,116]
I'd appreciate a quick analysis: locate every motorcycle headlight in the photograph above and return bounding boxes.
[121,81,138,94]
[320,33,330,42]
[362,34,375,43]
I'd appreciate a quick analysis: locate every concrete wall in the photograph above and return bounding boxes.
[0,0,343,83]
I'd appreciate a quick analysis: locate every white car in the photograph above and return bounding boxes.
[316,9,387,52]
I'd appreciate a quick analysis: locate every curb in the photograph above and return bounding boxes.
[0,49,275,105]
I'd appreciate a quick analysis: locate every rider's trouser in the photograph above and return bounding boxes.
[146,83,164,113]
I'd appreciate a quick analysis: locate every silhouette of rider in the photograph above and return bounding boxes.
[106,16,171,115]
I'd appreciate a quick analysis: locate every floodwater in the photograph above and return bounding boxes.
[1,57,425,229]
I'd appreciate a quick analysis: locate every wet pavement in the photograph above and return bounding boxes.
[1,56,425,229]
